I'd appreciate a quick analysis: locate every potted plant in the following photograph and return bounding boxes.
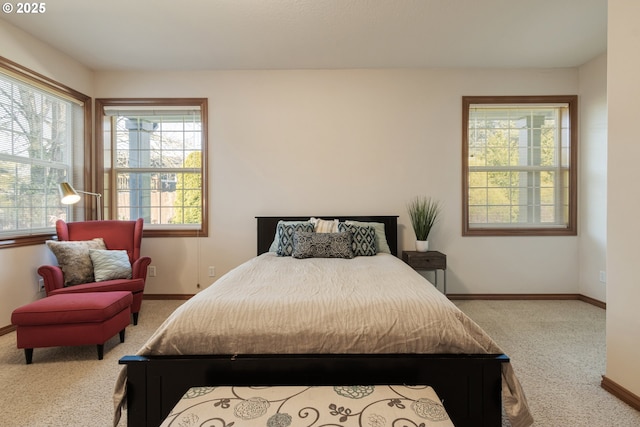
[407,196,441,252]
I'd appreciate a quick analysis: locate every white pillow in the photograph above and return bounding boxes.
[309,217,339,233]
[89,249,132,282]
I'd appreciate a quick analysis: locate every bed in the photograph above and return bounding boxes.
[115,215,532,427]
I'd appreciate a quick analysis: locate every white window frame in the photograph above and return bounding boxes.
[462,95,578,236]
[0,56,90,248]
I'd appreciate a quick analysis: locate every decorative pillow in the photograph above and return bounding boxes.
[45,238,106,286]
[269,220,312,252]
[309,217,339,233]
[292,231,354,259]
[276,222,315,256]
[345,221,391,254]
[89,249,132,282]
[337,223,377,256]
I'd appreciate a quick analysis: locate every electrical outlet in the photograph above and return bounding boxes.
[208,266,215,277]
[599,270,606,283]
[37,278,45,292]
[148,266,157,277]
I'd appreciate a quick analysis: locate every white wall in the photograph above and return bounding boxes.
[95,68,580,296]
[606,0,640,399]
[0,20,93,95]
[0,20,94,327]
[578,53,608,302]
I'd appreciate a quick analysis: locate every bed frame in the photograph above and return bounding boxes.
[120,215,508,427]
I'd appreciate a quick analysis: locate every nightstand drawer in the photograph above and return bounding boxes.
[402,251,447,270]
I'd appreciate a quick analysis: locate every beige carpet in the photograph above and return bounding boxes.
[454,300,640,427]
[0,299,638,426]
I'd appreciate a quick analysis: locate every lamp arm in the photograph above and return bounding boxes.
[75,190,102,198]
[76,191,102,220]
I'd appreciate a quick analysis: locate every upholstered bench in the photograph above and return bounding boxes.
[11,291,132,364]
[160,384,454,427]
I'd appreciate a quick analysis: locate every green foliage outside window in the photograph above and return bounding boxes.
[468,109,564,225]
[172,151,201,224]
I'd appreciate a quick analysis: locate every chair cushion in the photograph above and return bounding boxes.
[89,249,132,281]
[48,278,145,296]
[11,291,132,326]
[45,238,106,286]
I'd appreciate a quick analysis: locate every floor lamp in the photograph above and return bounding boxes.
[59,182,103,220]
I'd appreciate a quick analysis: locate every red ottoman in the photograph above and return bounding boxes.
[11,291,132,364]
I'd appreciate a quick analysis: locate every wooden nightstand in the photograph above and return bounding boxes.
[402,250,447,294]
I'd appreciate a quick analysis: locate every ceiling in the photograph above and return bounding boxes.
[1,0,607,71]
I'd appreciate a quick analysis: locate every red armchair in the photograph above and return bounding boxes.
[37,219,151,325]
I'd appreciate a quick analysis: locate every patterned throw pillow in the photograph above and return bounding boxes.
[269,220,310,252]
[276,222,315,256]
[344,220,391,254]
[89,249,133,282]
[292,231,354,259]
[337,223,377,256]
[45,238,106,286]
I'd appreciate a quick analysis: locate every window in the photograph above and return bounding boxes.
[0,56,90,248]
[462,96,577,236]
[96,99,208,237]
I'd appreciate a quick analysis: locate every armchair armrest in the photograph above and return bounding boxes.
[132,256,152,282]
[37,265,65,295]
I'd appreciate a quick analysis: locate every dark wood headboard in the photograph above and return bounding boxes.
[256,216,399,257]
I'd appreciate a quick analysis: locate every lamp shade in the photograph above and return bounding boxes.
[58,182,103,220]
[59,182,81,205]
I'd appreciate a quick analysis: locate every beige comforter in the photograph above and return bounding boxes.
[114,253,532,426]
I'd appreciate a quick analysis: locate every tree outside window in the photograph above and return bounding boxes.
[0,57,89,247]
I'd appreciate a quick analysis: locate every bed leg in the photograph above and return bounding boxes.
[120,356,150,427]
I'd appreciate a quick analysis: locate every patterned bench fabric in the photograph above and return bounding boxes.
[160,385,454,427]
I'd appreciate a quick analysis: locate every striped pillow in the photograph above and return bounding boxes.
[310,217,339,233]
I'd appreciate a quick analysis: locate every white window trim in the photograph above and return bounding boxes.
[0,56,90,248]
